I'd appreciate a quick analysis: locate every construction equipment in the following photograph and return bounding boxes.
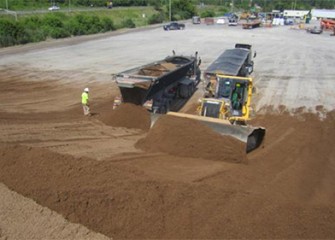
[186,45,264,153]
[203,44,256,97]
[242,18,261,29]
[199,75,253,123]
[151,45,265,153]
[113,51,201,113]
[162,74,265,153]
[114,47,264,153]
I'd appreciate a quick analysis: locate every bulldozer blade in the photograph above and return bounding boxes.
[150,112,265,153]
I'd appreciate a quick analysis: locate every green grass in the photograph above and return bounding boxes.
[70,7,158,27]
[0,6,160,48]
[1,6,158,26]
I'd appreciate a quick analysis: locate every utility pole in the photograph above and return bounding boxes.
[6,0,8,9]
[169,0,171,21]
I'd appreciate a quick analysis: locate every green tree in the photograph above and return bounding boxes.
[168,0,197,21]
[0,19,27,47]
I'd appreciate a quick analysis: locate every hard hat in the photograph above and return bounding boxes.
[84,87,89,92]
[236,83,241,87]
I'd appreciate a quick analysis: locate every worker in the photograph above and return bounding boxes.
[81,87,90,116]
[231,84,242,110]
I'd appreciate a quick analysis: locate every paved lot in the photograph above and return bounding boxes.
[1,20,334,112]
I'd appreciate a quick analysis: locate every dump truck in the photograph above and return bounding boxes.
[242,19,261,29]
[203,44,256,97]
[113,52,201,113]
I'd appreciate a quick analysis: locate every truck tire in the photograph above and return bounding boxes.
[188,83,195,97]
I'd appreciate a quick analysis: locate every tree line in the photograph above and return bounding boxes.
[1,0,333,48]
[0,13,135,47]
[1,0,333,11]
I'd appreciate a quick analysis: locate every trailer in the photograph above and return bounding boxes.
[113,52,201,113]
[203,44,256,98]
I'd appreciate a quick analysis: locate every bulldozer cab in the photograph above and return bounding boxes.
[198,75,252,122]
[216,75,252,120]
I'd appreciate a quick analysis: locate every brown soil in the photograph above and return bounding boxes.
[136,115,247,163]
[98,103,151,131]
[0,69,335,239]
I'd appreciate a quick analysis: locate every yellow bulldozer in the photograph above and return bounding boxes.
[167,74,265,153]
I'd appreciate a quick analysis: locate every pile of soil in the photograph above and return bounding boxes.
[0,144,163,238]
[136,115,247,163]
[99,103,150,131]
[0,111,335,239]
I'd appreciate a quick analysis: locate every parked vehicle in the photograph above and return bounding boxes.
[163,22,185,31]
[48,5,60,11]
[192,16,201,24]
[205,18,215,25]
[228,17,238,26]
[310,26,323,34]
[284,18,294,25]
[216,17,225,25]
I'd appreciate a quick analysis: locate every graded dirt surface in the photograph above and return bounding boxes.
[136,115,247,163]
[99,103,151,131]
[0,20,335,239]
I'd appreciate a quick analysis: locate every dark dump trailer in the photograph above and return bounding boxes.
[113,52,201,113]
[203,44,256,98]
[204,44,255,80]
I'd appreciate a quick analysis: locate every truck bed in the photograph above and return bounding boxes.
[115,55,196,105]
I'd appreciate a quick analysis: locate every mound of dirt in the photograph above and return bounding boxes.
[136,115,247,163]
[99,103,150,131]
[1,110,335,239]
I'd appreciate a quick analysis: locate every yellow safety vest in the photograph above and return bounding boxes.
[82,92,89,105]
